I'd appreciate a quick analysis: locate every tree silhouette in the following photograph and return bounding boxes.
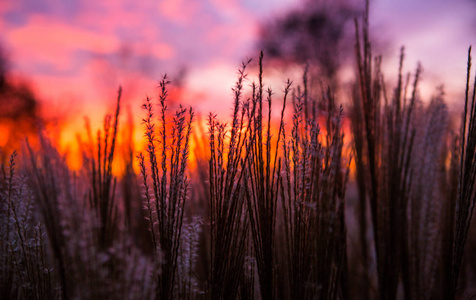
[257,0,357,86]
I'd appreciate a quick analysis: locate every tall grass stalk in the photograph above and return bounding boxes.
[2,3,476,296]
[0,151,57,299]
[243,52,286,300]
[280,82,349,299]
[448,46,476,299]
[86,87,122,250]
[139,75,194,299]
[351,2,476,299]
[26,135,74,299]
[207,59,253,298]
[26,88,154,300]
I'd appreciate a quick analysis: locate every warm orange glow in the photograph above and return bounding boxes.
[0,124,9,147]
[2,0,468,179]
[49,87,199,176]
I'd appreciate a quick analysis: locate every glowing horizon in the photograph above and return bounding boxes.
[1,0,476,168]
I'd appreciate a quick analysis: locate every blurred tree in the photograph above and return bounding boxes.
[257,0,357,86]
[0,47,40,160]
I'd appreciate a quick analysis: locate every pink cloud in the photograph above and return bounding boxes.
[71,1,175,60]
[150,43,174,60]
[8,15,119,54]
[209,0,242,19]
[204,21,257,61]
[158,0,202,25]
[75,0,149,34]
[0,0,300,128]
[0,1,16,14]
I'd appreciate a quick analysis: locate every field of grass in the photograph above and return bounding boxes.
[1,2,476,299]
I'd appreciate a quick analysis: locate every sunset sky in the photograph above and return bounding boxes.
[1,0,476,155]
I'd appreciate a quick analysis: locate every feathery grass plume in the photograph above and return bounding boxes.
[0,150,17,299]
[279,82,349,300]
[0,151,57,299]
[208,58,253,299]
[139,75,194,300]
[403,89,449,300]
[175,215,203,299]
[241,238,257,299]
[243,51,286,300]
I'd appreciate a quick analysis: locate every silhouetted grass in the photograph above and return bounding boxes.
[350,1,476,299]
[207,59,252,299]
[0,151,57,299]
[279,81,349,300]
[24,89,153,300]
[449,46,476,299]
[243,52,283,300]
[1,2,476,298]
[138,75,195,299]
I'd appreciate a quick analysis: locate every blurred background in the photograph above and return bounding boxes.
[0,0,475,164]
